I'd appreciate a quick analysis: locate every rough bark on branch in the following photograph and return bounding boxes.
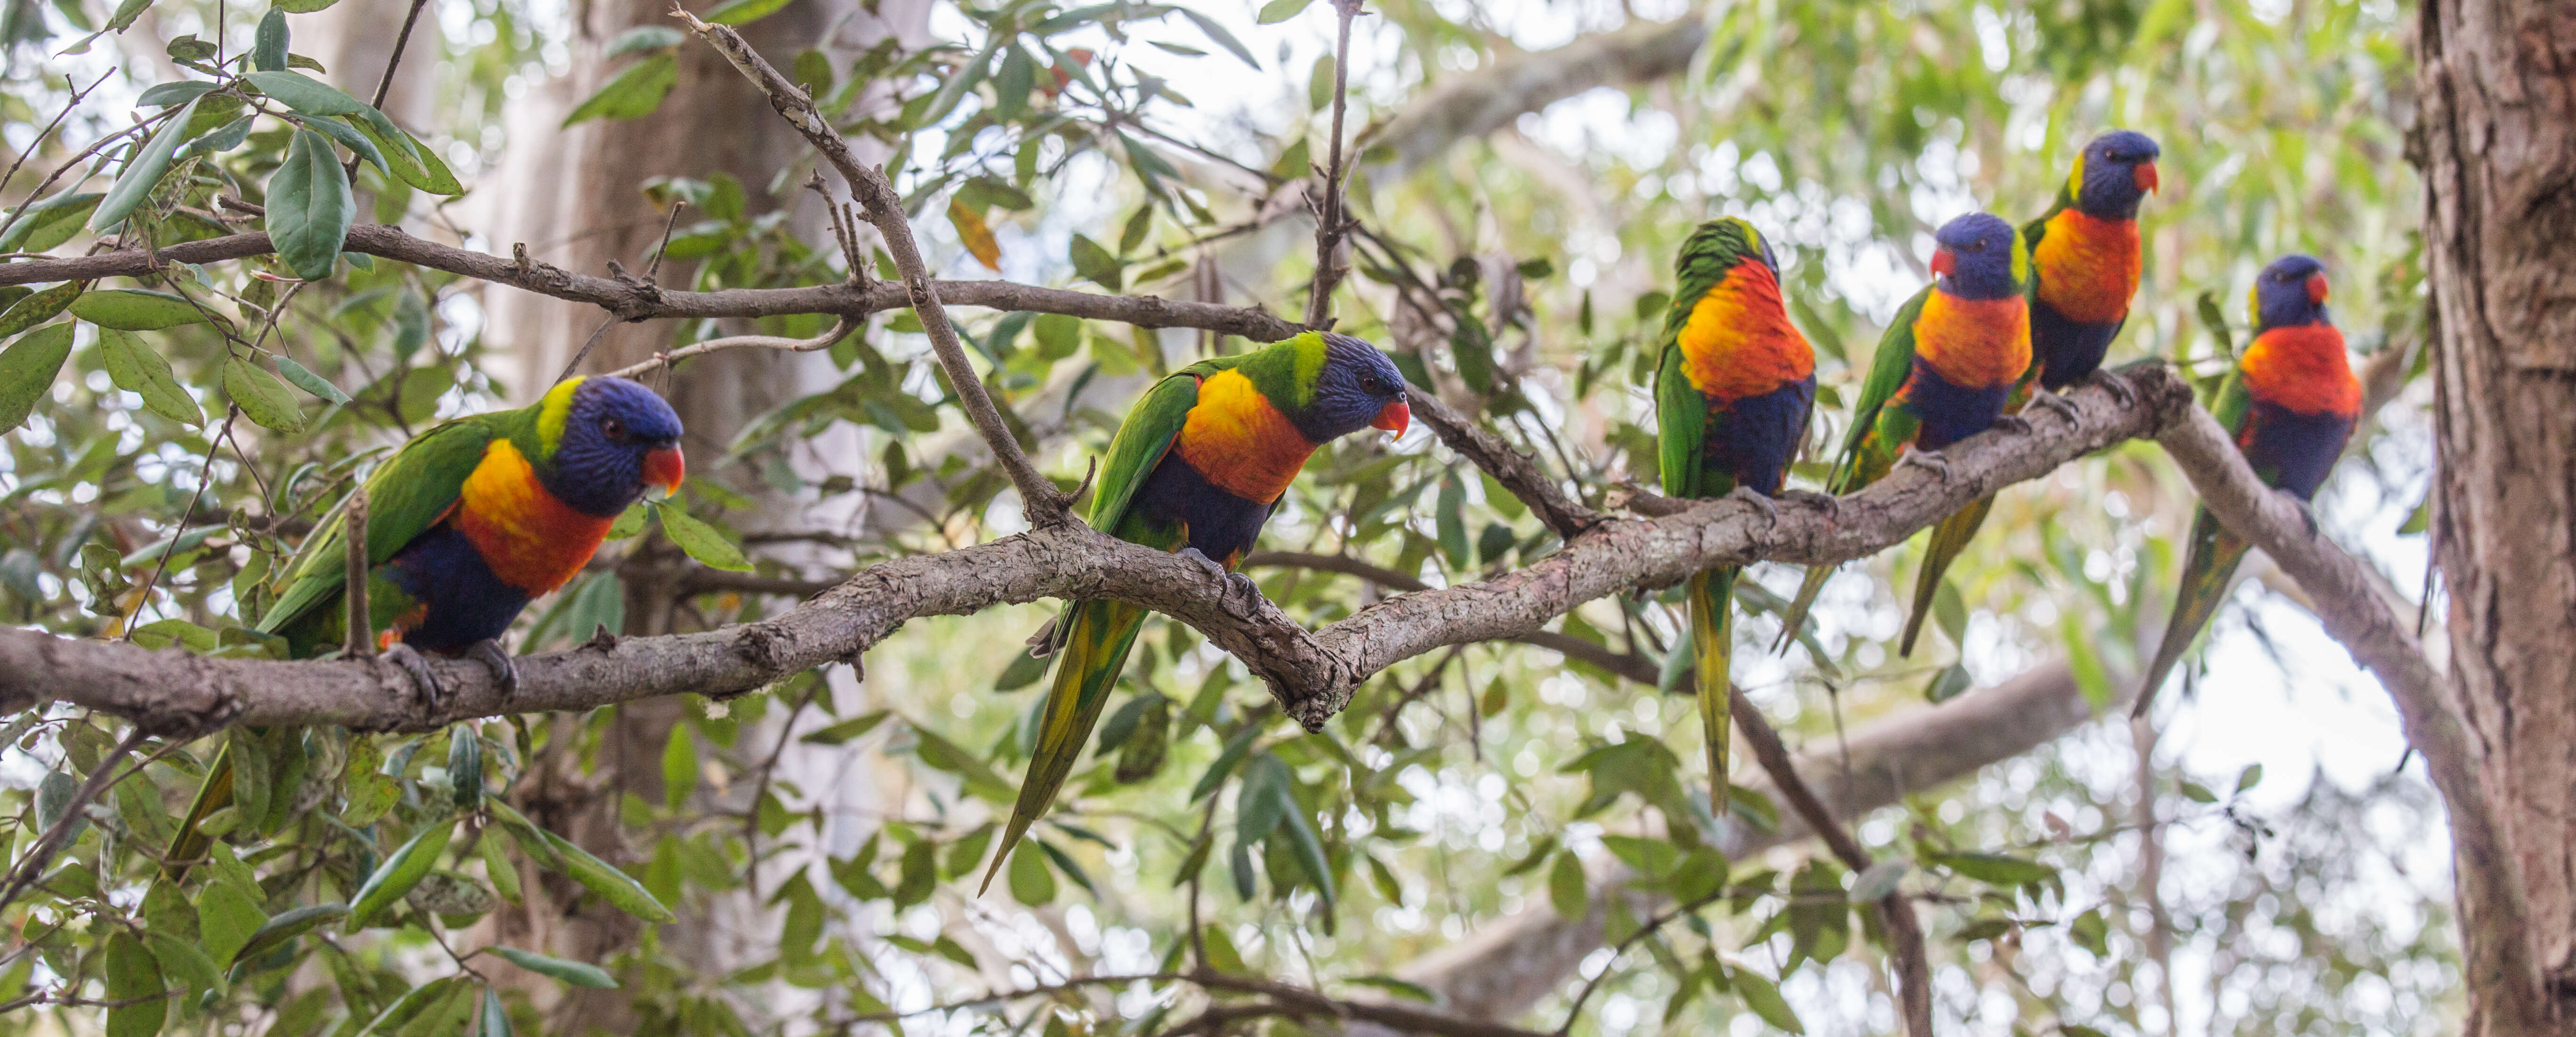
[1,366,2188,735]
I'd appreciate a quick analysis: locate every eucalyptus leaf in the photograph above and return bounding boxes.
[266,129,355,280]
[90,96,201,232]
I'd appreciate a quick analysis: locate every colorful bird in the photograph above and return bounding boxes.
[1652,217,1815,803]
[257,374,686,674]
[164,376,684,881]
[1776,213,2031,653]
[983,331,1410,892]
[1885,132,2164,656]
[2134,255,2358,717]
[2021,130,2161,404]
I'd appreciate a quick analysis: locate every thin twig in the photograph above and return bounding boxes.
[1551,886,1731,1035]
[1302,0,1365,329]
[121,407,241,640]
[0,728,147,918]
[343,483,373,658]
[0,71,113,212]
[601,315,855,379]
[1729,691,1935,1037]
[367,0,435,110]
[675,7,1071,524]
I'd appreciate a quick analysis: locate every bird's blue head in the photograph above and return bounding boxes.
[1929,213,2026,301]
[541,376,686,516]
[2250,254,2332,333]
[1294,332,1411,443]
[2071,130,2161,220]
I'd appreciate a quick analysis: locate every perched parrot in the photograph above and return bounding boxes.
[2134,255,2357,717]
[163,375,684,881]
[1890,132,2166,656]
[1776,213,2031,652]
[982,331,1409,892]
[2020,129,2162,402]
[1652,217,1815,803]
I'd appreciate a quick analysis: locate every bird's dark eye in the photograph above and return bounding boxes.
[601,418,628,441]
[1360,376,1383,393]
[1964,240,1986,252]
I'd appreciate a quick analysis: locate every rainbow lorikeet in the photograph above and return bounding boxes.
[1776,213,2031,652]
[257,374,686,670]
[982,331,1409,892]
[1652,217,1815,803]
[1892,132,2165,655]
[163,376,684,881]
[2021,129,2161,402]
[2134,255,2357,717]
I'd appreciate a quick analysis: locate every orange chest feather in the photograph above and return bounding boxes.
[2240,325,2360,416]
[1677,264,1815,402]
[1912,291,2030,390]
[452,440,615,595]
[2033,209,2142,324]
[1173,370,1317,504]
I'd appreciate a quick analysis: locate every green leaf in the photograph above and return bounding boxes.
[1436,473,1469,569]
[0,323,73,433]
[347,819,455,930]
[1731,969,1803,1034]
[69,288,205,330]
[480,988,512,1037]
[144,930,221,999]
[2234,762,2264,794]
[0,281,81,339]
[1922,662,1972,704]
[91,96,201,232]
[0,192,102,253]
[230,902,347,964]
[1069,234,1121,291]
[135,80,216,107]
[542,830,678,923]
[196,879,269,963]
[2196,290,2234,357]
[1547,849,1586,918]
[799,711,888,746]
[2179,779,2218,803]
[349,977,457,1037]
[489,946,620,989]
[274,0,342,12]
[1256,0,1312,24]
[1006,843,1057,906]
[104,0,150,31]
[604,25,683,57]
[1344,976,1436,1003]
[224,356,308,432]
[1179,8,1259,67]
[1935,852,2055,887]
[242,70,367,116]
[294,111,389,174]
[656,506,753,572]
[1274,786,1335,914]
[563,54,678,127]
[704,0,793,25]
[267,128,355,280]
[252,7,288,70]
[102,933,165,1037]
[660,725,696,810]
[275,355,351,404]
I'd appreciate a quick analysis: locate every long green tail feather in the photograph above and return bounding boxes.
[1900,495,1997,657]
[1688,569,1736,806]
[982,597,1149,894]
[1774,564,1832,655]
[2134,507,2252,719]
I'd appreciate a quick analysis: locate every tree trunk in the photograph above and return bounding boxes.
[2417,0,2576,1029]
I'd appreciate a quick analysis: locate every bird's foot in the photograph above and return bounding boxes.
[1723,485,1780,528]
[2027,388,2082,424]
[2089,369,2138,409]
[465,639,519,697]
[1899,449,1951,480]
[2280,489,2321,538]
[1180,547,1265,618]
[1993,413,2035,435]
[1779,489,1841,523]
[380,643,444,711]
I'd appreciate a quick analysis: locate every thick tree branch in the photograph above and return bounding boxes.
[0,368,2189,739]
[675,9,1068,523]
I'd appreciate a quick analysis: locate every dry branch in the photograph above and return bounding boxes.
[1,366,2189,736]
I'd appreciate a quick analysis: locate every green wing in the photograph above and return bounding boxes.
[1831,286,1931,488]
[1084,365,1216,537]
[255,418,499,638]
[1654,344,1710,499]
[2207,359,2254,439]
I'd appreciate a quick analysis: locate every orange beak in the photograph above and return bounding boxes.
[1930,249,1956,277]
[2306,273,2329,305]
[644,445,686,495]
[1372,399,1410,435]
[2136,161,2160,194]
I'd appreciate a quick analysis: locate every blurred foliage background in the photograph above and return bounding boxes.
[0,0,2447,1034]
